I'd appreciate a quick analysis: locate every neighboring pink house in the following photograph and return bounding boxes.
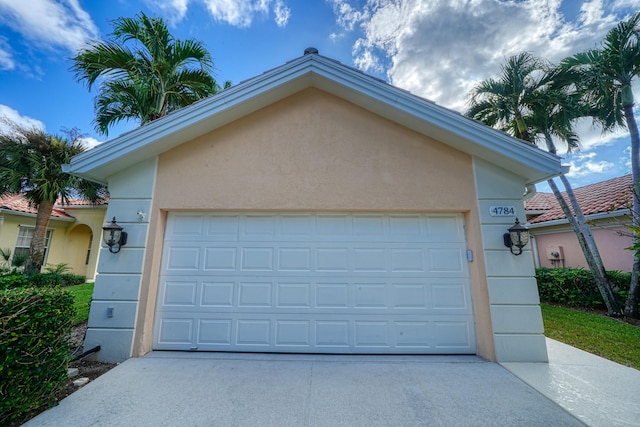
[525,174,634,272]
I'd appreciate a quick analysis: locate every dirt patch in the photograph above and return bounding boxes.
[62,322,117,396]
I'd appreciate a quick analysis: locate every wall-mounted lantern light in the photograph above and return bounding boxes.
[103,217,127,253]
[503,218,529,256]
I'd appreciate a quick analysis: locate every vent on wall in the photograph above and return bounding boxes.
[546,245,564,268]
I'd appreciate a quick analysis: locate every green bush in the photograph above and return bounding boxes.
[29,273,86,288]
[0,287,75,424]
[536,267,632,309]
[0,274,30,291]
[0,272,86,290]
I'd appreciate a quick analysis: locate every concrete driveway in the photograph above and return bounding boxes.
[23,352,583,427]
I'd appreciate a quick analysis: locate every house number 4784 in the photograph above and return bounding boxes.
[489,206,516,216]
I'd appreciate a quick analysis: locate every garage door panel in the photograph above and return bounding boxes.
[428,248,466,273]
[163,281,197,306]
[277,283,311,307]
[154,213,476,354]
[156,312,476,353]
[432,281,469,309]
[199,319,232,345]
[165,247,201,270]
[201,282,234,306]
[157,317,194,345]
[434,321,474,348]
[158,279,470,312]
[204,247,237,270]
[276,320,311,346]
[278,248,312,271]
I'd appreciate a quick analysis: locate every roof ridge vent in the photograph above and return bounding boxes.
[304,47,318,55]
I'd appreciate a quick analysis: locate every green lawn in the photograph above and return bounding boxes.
[66,282,94,325]
[541,303,640,370]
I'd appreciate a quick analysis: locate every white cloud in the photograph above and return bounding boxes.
[329,0,639,114]
[150,0,191,23]
[78,136,102,150]
[0,0,99,54]
[0,105,45,133]
[328,0,369,32]
[274,0,291,27]
[0,37,14,70]
[621,146,632,172]
[565,151,615,177]
[152,0,290,27]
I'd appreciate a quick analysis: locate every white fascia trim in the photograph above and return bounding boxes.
[66,54,561,184]
[528,209,631,229]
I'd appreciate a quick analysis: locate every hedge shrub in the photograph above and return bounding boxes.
[0,287,75,425]
[0,273,85,290]
[536,267,631,309]
[0,274,30,291]
[29,273,86,288]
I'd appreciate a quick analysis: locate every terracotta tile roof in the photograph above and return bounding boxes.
[524,192,557,211]
[59,197,109,207]
[0,194,72,218]
[0,194,107,218]
[526,174,633,224]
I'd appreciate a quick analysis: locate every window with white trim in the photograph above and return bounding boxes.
[14,226,53,263]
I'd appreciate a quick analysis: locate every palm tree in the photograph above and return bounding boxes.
[71,12,225,136]
[467,54,622,316]
[467,53,541,142]
[560,12,640,317]
[0,122,107,275]
[527,82,622,315]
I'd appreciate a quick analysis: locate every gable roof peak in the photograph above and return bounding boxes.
[65,51,561,185]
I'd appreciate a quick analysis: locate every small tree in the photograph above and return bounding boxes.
[0,121,107,275]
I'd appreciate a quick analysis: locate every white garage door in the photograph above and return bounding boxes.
[153,213,476,354]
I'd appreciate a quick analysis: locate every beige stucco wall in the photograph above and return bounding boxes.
[154,89,474,211]
[132,88,496,360]
[0,214,69,269]
[0,214,21,258]
[532,223,633,272]
[60,207,107,279]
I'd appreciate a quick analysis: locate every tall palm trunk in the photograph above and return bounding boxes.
[624,101,640,317]
[543,133,621,315]
[514,113,531,142]
[24,200,54,275]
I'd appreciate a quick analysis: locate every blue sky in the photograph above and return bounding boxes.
[0,0,638,193]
